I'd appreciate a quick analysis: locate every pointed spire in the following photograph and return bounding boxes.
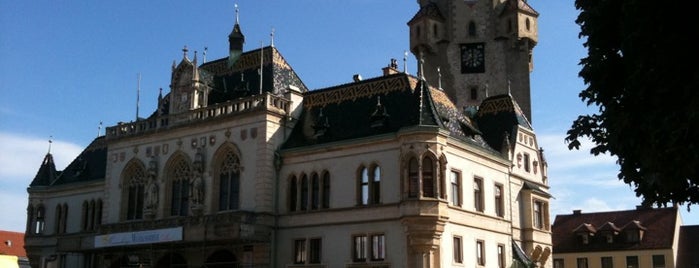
[270,27,275,47]
[228,3,245,68]
[31,149,58,187]
[437,66,442,90]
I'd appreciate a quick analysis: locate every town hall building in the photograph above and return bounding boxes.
[25,1,551,267]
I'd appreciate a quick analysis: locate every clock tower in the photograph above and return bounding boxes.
[408,0,539,120]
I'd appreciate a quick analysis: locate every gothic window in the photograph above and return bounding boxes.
[289,175,298,212]
[408,157,419,198]
[95,199,102,226]
[81,201,88,231]
[322,172,331,209]
[122,161,146,220]
[301,174,309,211]
[170,156,191,216]
[526,18,531,31]
[422,158,435,197]
[495,184,504,217]
[218,149,241,211]
[55,204,62,234]
[358,165,381,205]
[35,205,45,235]
[468,21,477,37]
[89,200,95,230]
[312,173,320,209]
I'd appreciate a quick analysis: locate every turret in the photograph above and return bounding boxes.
[228,4,245,67]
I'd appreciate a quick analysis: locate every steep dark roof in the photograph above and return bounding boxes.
[29,153,58,187]
[475,94,532,152]
[49,136,107,186]
[282,73,491,150]
[677,225,699,268]
[407,2,445,25]
[552,207,679,253]
[200,46,308,104]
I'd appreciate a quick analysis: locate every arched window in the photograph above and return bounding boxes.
[170,156,191,216]
[360,167,370,205]
[123,161,146,220]
[358,165,382,205]
[468,21,477,37]
[322,172,331,209]
[525,18,531,31]
[35,205,45,235]
[289,175,298,212]
[372,166,381,204]
[88,200,95,230]
[81,201,88,231]
[408,158,420,198]
[311,173,320,210]
[61,204,68,234]
[218,149,241,211]
[300,174,309,211]
[95,199,103,226]
[422,158,435,197]
[55,204,62,234]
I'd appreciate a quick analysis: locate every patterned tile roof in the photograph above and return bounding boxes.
[552,207,679,253]
[475,94,532,152]
[0,230,25,257]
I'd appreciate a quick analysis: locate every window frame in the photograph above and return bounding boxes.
[476,240,485,266]
[577,257,588,268]
[626,256,639,268]
[601,256,613,268]
[494,183,504,217]
[453,236,463,264]
[474,177,485,212]
[652,254,665,268]
[450,170,462,206]
[553,258,564,268]
[497,244,505,268]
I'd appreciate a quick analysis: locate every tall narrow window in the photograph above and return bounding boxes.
[371,234,385,261]
[408,157,419,198]
[26,206,33,234]
[170,157,191,216]
[372,166,381,204]
[474,178,484,212]
[35,205,45,234]
[495,184,504,217]
[601,256,613,268]
[533,200,545,229]
[652,255,665,268]
[422,158,435,197]
[55,205,62,234]
[309,238,322,264]
[322,172,331,208]
[353,235,368,262]
[289,176,298,212]
[81,201,88,231]
[523,153,531,172]
[497,244,505,268]
[360,167,370,205]
[450,170,461,206]
[123,162,146,220]
[300,174,309,211]
[470,87,478,100]
[626,256,639,268]
[433,24,439,39]
[468,21,477,37]
[553,259,564,268]
[294,239,306,264]
[61,204,68,234]
[577,258,588,268]
[95,199,102,226]
[311,173,320,209]
[476,240,485,265]
[88,200,95,231]
[453,236,463,263]
[219,149,241,211]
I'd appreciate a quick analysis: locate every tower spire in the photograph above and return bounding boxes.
[270,27,275,47]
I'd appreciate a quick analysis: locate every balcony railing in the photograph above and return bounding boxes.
[106,93,291,139]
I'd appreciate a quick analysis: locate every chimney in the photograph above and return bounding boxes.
[353,74,363,82]
[382,58,400,76]
[573,210,582,215]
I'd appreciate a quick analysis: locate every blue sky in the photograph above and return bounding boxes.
[1,0,696,232]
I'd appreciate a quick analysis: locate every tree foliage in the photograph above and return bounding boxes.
[567,1,699,208]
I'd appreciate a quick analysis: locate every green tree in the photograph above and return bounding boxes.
[566,1,699,207]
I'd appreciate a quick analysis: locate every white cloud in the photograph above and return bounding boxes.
[0,189,29,232]
[0,132,84,181]
[537,133,617,171]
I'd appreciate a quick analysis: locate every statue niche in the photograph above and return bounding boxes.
[144,156,160,218]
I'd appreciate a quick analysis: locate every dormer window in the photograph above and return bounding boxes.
[626,230,640,243]
[573,223,596,245]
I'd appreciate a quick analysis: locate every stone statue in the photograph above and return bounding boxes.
[190,173,205,205]
[144,156,159,211]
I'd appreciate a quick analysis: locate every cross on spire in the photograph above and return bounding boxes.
[235,3,240,24]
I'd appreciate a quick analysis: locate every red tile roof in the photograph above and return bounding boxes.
[0,230,26,257]
[552,207,678,253]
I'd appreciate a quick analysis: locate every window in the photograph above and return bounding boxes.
[169,157,192,217]
[300,174,309,211]
[218,149,241,211]
[408,157,419,198]
[123,162,146,220]
[309,238,322,264]
[453,236,463,263]
[652,255,665,268]
[359,165,381,205]
[371,234,385,261]
[476,240,485,265]
[55,204,63,234]
[577,258,588,268]
[433,24,439,39]
[289,176,298,212]
[311,173,320,209]
[354,233,385,263]
[553,259,564,268]
[523,153,531,172]
[626,256,638,268]
[294,239,306,264]
[494,184,504,217]
[422,158,435,197]
[450,170,461,206]
[34,205,45,234]
[474,178,484,212]
[601,256,613,268]
[322,172,331,208]
[533,200,547,229]
[625,230,640,242]
[470,87,478,100]
[353,235,368,262]
[497,244,505,268]
[468,21,477,37]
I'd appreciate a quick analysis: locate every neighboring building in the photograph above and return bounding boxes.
[25,1,551,267]
[677,225,699,268]
[552,207,682,268]
[0,230,30,268]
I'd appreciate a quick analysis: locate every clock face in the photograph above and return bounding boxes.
[460,43,485,73]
